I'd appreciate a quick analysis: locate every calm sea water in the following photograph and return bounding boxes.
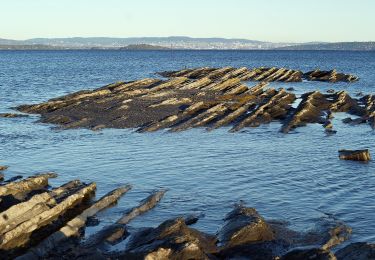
[1,50,375,246]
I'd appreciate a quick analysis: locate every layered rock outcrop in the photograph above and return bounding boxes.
[14,67,368,134]
[0,167,360,259]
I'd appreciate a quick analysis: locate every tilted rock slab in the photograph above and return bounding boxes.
[16,67,368,134]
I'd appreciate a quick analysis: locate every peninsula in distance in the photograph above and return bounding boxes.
[0,36,374,51]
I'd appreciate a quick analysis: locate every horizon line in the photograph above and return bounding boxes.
[2,36,375,44]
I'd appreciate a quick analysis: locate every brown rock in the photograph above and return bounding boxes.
[121,218,218,260]
[339,149,371,161]
[0,165,8,172]
[217,205,275,248]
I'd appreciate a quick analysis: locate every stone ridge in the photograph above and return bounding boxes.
[15,67,367,134]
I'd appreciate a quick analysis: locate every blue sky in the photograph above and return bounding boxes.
[1,0,374,42]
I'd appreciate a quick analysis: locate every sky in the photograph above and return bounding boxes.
[1,0,374,43]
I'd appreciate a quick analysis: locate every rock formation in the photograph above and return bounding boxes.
[338,149,371,161]
[160,67,358,83]
[304,69,359,83]
[0,167,365,259]
[13,66,368,134]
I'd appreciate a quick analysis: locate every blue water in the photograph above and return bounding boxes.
[1,50,375,245]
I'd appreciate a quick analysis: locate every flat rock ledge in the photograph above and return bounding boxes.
[0,167,371,259]
[15,66,370,134]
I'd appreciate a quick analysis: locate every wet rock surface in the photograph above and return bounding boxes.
[216,205,274,248]
[15,66,369,134]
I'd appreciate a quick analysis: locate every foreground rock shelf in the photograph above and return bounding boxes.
[0,168,374,259]
[15,66,372,134]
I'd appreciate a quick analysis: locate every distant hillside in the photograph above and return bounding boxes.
[1,37,374,50]
[0,37,293,50]
[276,42,375,51]
[119,44,170,50]
[0,44,67,50]
[0,38,24,45]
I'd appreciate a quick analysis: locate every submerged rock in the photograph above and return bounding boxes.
[338,149,371,161]
[342,117,366,125]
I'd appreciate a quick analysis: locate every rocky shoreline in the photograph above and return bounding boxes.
[3,66,374,259]
[0,167,374,259]
[14,66,374,134]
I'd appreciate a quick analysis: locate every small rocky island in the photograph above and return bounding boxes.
[0,167,374,259]
[16,66,374,134]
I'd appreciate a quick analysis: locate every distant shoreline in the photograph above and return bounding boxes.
[1,47,375,52]
[1,37,375,51]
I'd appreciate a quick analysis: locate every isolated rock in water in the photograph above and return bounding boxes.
[327,89,335,93]
[335,242,375,260]
[0,165,8,171]
[338,149,371,161]
[281,248,336,260]
[122,217,218,259]
[217,205,274,248]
